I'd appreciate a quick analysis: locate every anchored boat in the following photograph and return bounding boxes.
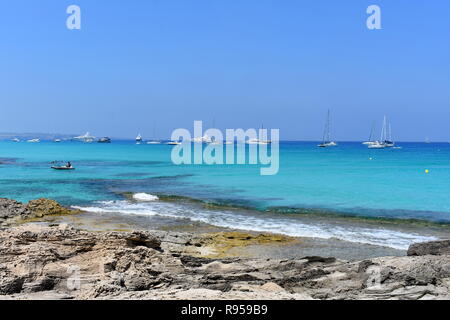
[318,110,337,148]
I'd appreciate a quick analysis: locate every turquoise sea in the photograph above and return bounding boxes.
[1,140,449,249]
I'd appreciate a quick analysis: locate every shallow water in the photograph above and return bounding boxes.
[0,140,449,249]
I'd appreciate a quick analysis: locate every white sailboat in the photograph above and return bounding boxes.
[368,141,385,149]
[318,110,337,148]
[147,124,161,144]
[246,124,272,145]
[362,121,377,145]
[384,119,395,147]
[367,116,395,149]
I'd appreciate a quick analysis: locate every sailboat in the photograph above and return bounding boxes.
[362,122,377,145]
[367,116,395,149]
[384,119,395,147]
[147,124,161,144]
[246,124,272,145]
[318,110,337,148]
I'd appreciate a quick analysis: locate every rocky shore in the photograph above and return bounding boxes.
[0,198,449,300]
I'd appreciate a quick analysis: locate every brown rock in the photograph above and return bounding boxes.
[407,240,450,256]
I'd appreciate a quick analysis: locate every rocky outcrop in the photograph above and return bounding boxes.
[407,240,450,257]
[0,198,79,226]
[0,224,449,300]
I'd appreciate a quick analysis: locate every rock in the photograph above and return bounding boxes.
[0,222,449,300]
[261,282,285,293]
[25,198,76,218]
[0,198,80,226]
[407,240,450,256]
[0,198,28,222]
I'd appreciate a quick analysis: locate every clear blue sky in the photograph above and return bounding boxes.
[1,0,449,141]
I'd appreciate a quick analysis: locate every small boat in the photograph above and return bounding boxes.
[246,138,271,145]
[318,110,337,148]
[27,139,40,143]
[51,166,75,170]
[11,138,20,142]
[318,141,337,148]
[53,139,62,143]
[98,137,111,143]
[166,141,181,145]
[147,141,161,144]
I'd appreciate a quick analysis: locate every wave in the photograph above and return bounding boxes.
[154,194,450,226]
[132,193,159,202]
[72,198,438,250]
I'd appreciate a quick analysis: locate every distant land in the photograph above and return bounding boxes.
[0,132,447,143]
[0,133,78,140]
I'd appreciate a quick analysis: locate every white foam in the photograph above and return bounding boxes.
[132,193,159,202]
[72,200,438,250]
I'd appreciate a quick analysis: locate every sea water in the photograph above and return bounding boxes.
[1,140,449,249]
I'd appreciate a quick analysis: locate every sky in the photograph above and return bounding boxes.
[0,0,449,141]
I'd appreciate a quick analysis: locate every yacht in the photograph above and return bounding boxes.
[11,138,20,142]
[367,116,396,149]
[166,141,181,145]
[191,135,212,143]
[27,138,40,143]
[74,132,95,143]
[362,122,377,145]
[53,139,62,143]
[147,124,161,144]
[98,137,111,143]
[136,134,143,144]
[246,124,272,145]
[318,110,337,148]
[368,141,386,149]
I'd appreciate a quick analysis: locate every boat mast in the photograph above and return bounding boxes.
[381,116,387,142]
[369,121,375,141]
[325,110,331,143]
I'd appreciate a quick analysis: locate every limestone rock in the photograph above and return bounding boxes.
[407,240,450,256]
[0,223,449,300]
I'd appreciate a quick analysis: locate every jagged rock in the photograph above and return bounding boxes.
[407,240,450,256]
[0,198,80,226]
[0,224,449,300]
